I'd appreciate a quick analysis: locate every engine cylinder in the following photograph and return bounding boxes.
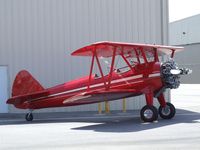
[161,60,180,89]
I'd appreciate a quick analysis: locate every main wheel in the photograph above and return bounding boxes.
[158,102,176,119]
[25,113,33,121]
[140,105,158,122]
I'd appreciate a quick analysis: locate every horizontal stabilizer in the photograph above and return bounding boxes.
[7,90,49,105]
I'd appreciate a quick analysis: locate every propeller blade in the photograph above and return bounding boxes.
[180,68,193,75]
[187,69,192,74]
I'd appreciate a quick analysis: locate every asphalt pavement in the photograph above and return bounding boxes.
[0,84,200,150]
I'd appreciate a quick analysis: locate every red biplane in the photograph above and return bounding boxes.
[7,41,191,122]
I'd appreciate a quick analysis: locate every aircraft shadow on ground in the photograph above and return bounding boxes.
[72,109,200,133]
[0,109,200,133]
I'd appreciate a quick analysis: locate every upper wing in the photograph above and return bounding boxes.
[71,41,184,57]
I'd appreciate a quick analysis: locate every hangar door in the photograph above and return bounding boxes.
[0,66,8,113]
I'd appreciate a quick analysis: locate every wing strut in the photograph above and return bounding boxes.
[107,47,116,89]
[95,50,107,88]
[87,50,95,90]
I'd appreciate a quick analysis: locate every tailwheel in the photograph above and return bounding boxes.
[158,102,176,119]
[25,113,33,121]
[140,105,158,122]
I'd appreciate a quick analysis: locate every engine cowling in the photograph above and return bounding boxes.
[161,60,181,89]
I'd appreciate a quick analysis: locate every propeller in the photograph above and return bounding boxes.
[180,68,192,75]
[170,68,192,75]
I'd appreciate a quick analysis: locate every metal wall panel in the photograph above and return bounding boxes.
[0,0,168,113]
[174,43,200,84]
[0,66,8,113]
[169,15,200,84]
[170,14,200,45]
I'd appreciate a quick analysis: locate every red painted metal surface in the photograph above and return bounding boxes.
[71,41,183,57]
[7,41,183,110]
[157,93,167,107]
[12,70,44,97]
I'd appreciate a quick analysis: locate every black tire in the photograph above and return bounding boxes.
[25,113,33,121]
[140,105,158,122]
[159,102,176,119]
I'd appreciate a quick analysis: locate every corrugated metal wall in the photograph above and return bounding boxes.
[170,14,200,84]
[174,43,200,84]
[0,0,168,113]
[170,14,200,45]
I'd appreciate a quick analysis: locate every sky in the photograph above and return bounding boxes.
[169,0,200,22]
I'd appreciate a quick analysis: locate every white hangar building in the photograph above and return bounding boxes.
[170,14,200,84]
[0,0,169,113]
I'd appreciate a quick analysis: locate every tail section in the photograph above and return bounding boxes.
[12,70,44,97]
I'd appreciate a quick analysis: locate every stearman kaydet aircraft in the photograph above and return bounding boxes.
[7,41,192,122]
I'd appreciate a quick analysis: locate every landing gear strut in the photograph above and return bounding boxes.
[25,112,33,121]
[140,92,176,122]
[140,93,158,122]
[157,94,176,119]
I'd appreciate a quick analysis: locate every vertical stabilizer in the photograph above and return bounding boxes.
[12,70,44,97]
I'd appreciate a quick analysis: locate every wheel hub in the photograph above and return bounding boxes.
[162,106,171,116]
[144,109,153,119]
